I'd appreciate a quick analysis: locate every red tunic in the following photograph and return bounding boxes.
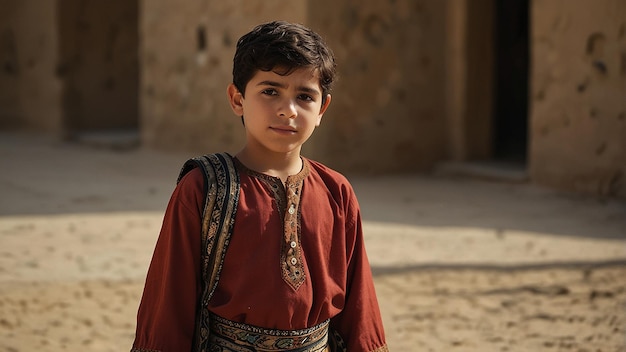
[132,158,388,351]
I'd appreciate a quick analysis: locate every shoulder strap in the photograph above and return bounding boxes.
[179,152,240,351]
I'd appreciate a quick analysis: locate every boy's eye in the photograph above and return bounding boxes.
[298,94,314,102]
[262,89,278,96]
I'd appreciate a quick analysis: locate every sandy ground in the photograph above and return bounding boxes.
[0,132,625,351]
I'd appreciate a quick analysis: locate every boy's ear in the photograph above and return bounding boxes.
[227,83,244,116]
[316,94,332,126]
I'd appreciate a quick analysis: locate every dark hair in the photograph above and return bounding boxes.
[232,21,337,103]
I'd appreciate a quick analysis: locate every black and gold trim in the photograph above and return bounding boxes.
[178,153,241,352]
[208,313,329,352]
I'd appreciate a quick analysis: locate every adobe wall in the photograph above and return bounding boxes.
[140,1,448,173]
[530,0,626,197]
[0,0,63,132]
[140,1,307,154]
[2,1,623,196]
[306,0,448,172]
[57,0,139,133]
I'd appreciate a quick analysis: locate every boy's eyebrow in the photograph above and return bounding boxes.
[257,80,321,95]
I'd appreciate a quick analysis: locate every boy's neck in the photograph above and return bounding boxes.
[235,147,303,183]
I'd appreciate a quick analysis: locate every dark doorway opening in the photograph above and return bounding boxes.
[57,0,139,144]
[493,0,529,163]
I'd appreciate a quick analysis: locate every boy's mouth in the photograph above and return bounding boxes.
[270,126,297,133]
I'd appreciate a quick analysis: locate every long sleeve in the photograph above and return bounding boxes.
[329,195,388,352]
[131,169,205,352]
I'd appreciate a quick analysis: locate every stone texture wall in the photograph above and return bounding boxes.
[140,0,307,153]
[530,0,626,197]
[57,0,139,133]
[3,1,624,196]
[0,0,137,135]
[306,0,447,172]
[0,0,63,132]
[140,0,448,173]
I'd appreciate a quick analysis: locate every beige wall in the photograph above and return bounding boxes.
[530,0,626,197]
[140,0,307,153]
[306,0,448,172]
[140,0,448,173]
[2,1,624,197]
[0,0,63,132]
[57,0,139,134]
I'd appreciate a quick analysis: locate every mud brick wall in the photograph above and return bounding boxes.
[57,0,139,133]
[530,0,626,197]
[3,0,624,196]
[139,1,307,154]
[306,0,448,172]
[0,0,62,132]
[140,1,448,173]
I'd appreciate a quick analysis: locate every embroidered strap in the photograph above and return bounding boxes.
[177,153,240,352]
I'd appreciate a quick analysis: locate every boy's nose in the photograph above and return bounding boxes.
[278,100,297,119]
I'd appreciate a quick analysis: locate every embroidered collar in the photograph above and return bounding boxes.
[233,157,310,185]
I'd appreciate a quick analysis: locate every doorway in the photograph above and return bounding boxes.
[492,0,529,163]
[440,0,529,181]
[57,0,139,141]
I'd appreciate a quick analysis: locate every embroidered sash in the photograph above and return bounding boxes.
[208,313,329,352]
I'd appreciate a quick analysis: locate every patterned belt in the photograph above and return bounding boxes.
[208,313,330,352]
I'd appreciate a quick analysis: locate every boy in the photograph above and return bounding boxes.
[131,21,388,352]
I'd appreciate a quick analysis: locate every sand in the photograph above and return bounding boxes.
[1,132,625,351]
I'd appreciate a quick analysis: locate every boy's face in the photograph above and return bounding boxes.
[227,67,331,156]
